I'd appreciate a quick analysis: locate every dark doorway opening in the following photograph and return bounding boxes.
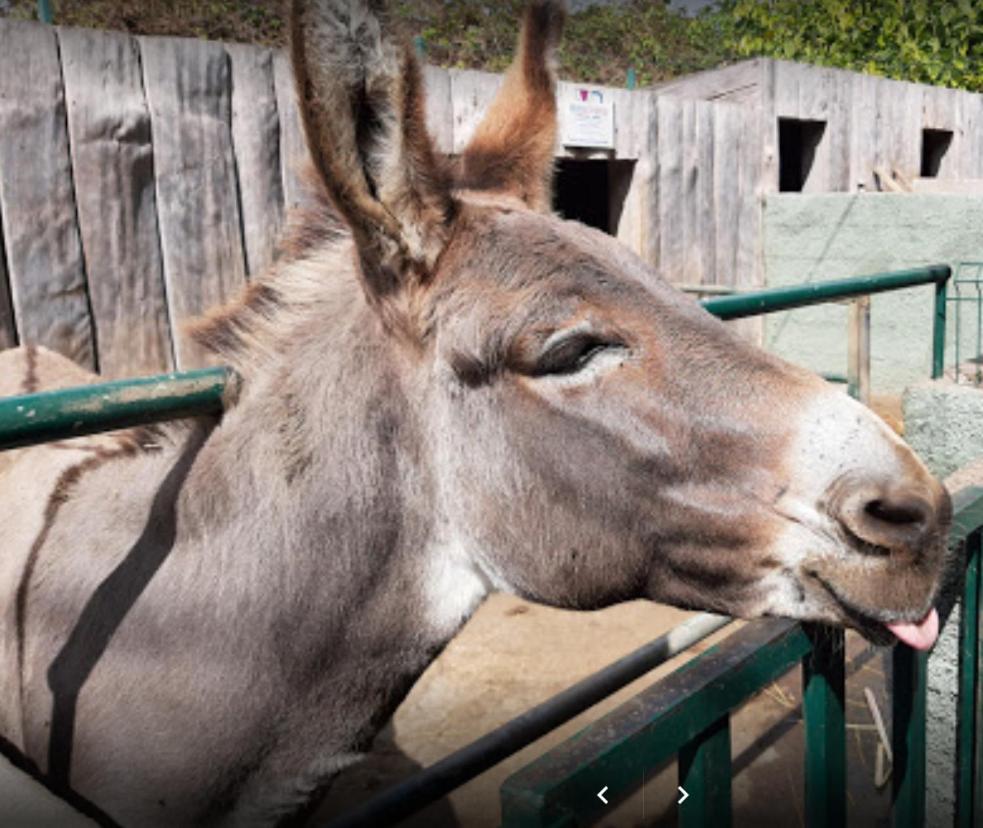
[553,159,635,234]
[920,129,953,177]
[778,118,826,192]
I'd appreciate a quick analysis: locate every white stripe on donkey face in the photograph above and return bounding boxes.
[0,0,952,824]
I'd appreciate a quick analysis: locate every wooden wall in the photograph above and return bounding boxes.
[659,58,983,194]
[0,19,663,377]
[0,20,313,376]
[6,22,883,379]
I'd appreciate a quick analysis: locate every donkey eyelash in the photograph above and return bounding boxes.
[530,333,625,377]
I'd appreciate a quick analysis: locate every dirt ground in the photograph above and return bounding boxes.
[314,594,895,827]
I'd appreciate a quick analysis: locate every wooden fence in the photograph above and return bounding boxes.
[0,18,763,377]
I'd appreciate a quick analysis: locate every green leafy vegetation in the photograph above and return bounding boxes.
[717,0,982,92]
[4,0,980,92]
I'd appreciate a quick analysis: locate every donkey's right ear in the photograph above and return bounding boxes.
[290,0,452,305]
[456,0,566,211]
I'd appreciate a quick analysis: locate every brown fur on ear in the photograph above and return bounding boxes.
[455,0,566,211]
[289,0,452,300]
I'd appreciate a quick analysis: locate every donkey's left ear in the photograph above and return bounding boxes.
[456,0,566,211]
[290,0,452,301]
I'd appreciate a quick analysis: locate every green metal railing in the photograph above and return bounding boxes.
[950,262,983,386]
[0,265,951,452]
[500,489,983,827]
[0,367,230,451]
[0,263,968,828]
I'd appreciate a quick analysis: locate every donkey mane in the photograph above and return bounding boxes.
[189,173,353,376]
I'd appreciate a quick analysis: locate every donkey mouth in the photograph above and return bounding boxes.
[813,575,940,650]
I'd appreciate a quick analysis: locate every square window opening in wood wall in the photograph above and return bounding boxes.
[778,118,827,192]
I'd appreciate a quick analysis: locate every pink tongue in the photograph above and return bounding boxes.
[885,608,939,651]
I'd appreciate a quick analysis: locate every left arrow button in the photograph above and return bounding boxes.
[597,786,609,805]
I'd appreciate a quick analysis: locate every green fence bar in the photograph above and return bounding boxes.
[702,265,951,321]
[933,279,948,379]
[957,532,981,828]
[679,716,732,828]
[893,645,928,828]
[0,367,231,451]
[0,266,951,452]
[500,620,812,827]
[802,626,846,828]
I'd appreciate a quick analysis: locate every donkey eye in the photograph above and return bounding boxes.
[532,334,616,377]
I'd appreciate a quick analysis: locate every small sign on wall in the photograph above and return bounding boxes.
[561,87,615,149]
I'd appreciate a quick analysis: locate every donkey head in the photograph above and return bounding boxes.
[289,0,952,650]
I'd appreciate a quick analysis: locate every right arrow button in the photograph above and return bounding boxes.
[677,786,689,805]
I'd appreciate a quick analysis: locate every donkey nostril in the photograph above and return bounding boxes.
[836,486,936,553]
[864,497,930,528]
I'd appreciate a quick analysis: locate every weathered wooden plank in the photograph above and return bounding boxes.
[848,72,878,190]
[949,90,983,180]
[736,103,763,289]
[825,69,852,191]
[695,101,715,284]
[139,34,247,369]
[422,64,453,154]
[450,69,503,155]
[0,20,95,369]
[613,91,656,261]
[653,59,764,107]
[273,50,316,213]
[0,206,16,349]
[227,43,283,277]
[679,98,700,283]
[58,26,173,378]
[655,96,684,282]
[712,104,740,286]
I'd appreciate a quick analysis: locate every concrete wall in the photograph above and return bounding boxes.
[763,193,983,395]
[902,384,983,826]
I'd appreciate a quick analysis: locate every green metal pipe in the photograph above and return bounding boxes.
[0,265,953,452]
[892,646,927,828]
[0,367,231,451]
[802,626,846,828]
[933,279,948,379]
[956,532,980,828]
[702,264,952,321]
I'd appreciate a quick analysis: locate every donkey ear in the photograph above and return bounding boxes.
[456,0,566,211]
[290,0,452,301]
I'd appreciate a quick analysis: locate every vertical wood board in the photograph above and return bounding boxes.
[0,201,15,349]
[422,64,453,154]
[227,43,283,277]
[0,20,95,369]
[449,69,503,155]
[59,26,173,377]
[655,96,684,280]
[139,35,247,369]
[272,51,315,213]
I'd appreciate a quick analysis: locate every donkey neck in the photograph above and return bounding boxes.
[176,265,489,687]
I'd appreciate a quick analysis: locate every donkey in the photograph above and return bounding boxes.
[0,0,953,825]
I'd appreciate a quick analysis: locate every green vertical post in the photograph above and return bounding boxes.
[957,532,981,828]
[975,544,983,828]
[893,646,927,828]
[802,625,846,828]
[626,67,637,90]
[37,0,53,23]
[678,716,731,828]
[933,277,948,379]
